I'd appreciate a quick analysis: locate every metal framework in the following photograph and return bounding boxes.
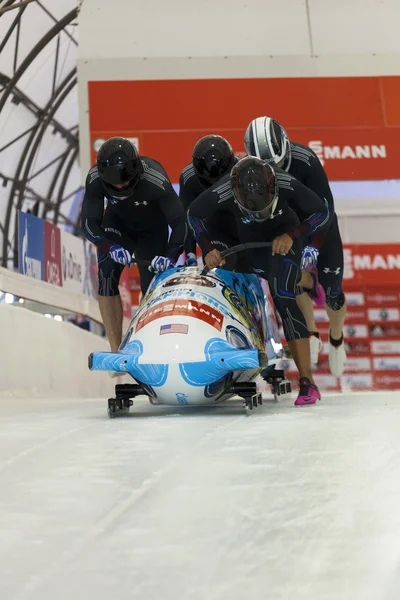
[0,0,80,267]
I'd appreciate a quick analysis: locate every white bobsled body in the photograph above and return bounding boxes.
[90,267,282,406]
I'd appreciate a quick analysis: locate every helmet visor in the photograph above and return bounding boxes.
[100,162,143,200]
[232,162,278,222]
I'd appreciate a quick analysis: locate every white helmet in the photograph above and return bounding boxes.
[244,116,291,171]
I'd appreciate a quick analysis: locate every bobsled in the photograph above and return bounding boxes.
[89,248,290,417]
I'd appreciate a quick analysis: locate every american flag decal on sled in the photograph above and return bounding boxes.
[160,324,189,335]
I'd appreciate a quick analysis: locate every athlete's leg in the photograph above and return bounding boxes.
[97,210,136,352]
[296,292,318,332]
[97,254,125,352]
[243,232,320,405]
[265,245,313,381]
[318,216,347,376]
[295,291,322,364]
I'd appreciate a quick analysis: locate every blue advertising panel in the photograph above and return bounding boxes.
[18,211,45,280]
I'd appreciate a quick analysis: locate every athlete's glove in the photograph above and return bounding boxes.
[149,256,175,273]
[109,244,132,265]
[301,245,319,268]
[185,252,198,267]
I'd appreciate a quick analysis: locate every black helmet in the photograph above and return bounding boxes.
[231,156,278,222]
[96,137,144,200]
[244,117,291,171]
[192,135,235,187]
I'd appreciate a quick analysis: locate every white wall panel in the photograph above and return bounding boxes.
[309,0,400,54]
[338,215,400,244]
[79,0,311,59]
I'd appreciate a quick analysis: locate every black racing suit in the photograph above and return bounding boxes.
[179,160,245,271]
[187,170,332,342]
[289,142,344,310]
[82,157,186,295]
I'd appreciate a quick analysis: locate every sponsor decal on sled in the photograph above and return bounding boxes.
[160,324,189,335]
[176,393,189,404]
[136,300,223,332]
[163,276,215,288]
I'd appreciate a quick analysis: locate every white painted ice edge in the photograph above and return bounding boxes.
[0,303,115,399]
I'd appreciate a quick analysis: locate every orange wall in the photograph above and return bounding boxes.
[88,76,400,181]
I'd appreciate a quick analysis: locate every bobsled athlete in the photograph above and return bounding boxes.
[179,135,243,270]
[82,137,186,352]
[244,117,346,377]
[187,156,332,405]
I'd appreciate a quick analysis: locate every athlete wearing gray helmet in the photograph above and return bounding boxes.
[244,117,346,378]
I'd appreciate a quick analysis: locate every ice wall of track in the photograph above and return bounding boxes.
[0,304,114,399]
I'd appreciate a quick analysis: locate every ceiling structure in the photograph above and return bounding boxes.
[0,0,81,268]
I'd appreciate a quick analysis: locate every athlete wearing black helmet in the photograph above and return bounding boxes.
[82,137,186,353]
[192,135,236,186]
[245,116,346,377]
[96,137,144,199]
[179,135,239,268]
[187,156,332,406]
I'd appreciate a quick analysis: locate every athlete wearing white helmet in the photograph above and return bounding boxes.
[244,117,347,378]
[244,117,292,171]
[187,156,333,406]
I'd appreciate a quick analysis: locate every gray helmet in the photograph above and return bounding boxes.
[244,116,291,171]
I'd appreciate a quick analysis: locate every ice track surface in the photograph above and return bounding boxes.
[2,393,400,600]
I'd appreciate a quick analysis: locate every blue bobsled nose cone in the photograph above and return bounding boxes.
[88,347,169,387]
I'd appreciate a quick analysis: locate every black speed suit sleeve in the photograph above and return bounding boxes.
[301,150,334,209]
[186,187,220,255]
[283,175,333,246]
[157,181,187,261]
[179,172,197,255]
[81,169,116,253]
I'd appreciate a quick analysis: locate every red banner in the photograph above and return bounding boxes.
[44,221,62,287]
[88,76,400,182]
[344,244,400,287]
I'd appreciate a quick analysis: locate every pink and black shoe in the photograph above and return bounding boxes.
[295,377,321,406]
[304,264,325,308]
